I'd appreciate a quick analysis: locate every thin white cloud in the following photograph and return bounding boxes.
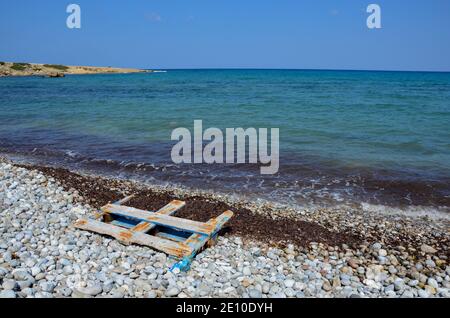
[330,9,339,16]
[145,12,162,23]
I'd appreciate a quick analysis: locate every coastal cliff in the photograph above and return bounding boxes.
[0,61,149,77]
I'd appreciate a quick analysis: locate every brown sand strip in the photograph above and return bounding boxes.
[17,164,361,248]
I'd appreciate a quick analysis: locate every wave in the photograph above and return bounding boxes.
[2,145,449,211]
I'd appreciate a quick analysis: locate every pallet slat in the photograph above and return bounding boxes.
[114,194,136,205]
[74,218,192,258]
[110,219,135,229]
[171,210,234,271]
[93,194,136,220]
[102,204,215,235]
[131,200,185,233]
[155,231,188,242]
[184,210,233,248]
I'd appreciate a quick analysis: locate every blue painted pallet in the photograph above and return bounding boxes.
[74,195,233,271]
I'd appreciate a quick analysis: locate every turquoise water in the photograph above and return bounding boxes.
[1,70,449,208]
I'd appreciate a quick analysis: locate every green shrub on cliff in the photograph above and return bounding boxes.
[0,62,5,65]
[44,64,69,71]
[11,63,30,71]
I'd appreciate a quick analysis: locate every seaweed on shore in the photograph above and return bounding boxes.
[15,164,362,249]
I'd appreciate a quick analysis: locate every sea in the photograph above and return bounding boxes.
[1,69,449,214]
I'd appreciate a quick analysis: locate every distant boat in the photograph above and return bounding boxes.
[152,70,167,73]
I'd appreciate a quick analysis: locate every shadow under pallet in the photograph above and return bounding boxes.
[73,195,234,272]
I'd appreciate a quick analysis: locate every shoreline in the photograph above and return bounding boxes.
[3,148,450,212]
[1,156,449,298]
[0,62,149,77]
[15,161,450,256]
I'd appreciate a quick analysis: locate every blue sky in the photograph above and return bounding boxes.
[0,0,449,71]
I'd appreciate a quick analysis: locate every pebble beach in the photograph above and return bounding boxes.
[0,157,449,298]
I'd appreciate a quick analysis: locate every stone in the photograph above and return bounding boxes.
[146,291,157,298]
[2,279,17,291]
[284,288,295,297]
[105,289,123,298]
[12,269,31,281]
[46,72,65,78]
[418,289,429,298]
[248,289,262,298]
[0,290,16,298]
[348,259,359,269]
[241,279,251,288]
[21,288,35,297]
[35,273,46,281]
[242,267,252,276]
[35,292,54,298]
[63,266,74,275]
[73,284,103,297]
[424,285,437,295]
[427,278,439,289]
[322,281,332,291]
[284,279,295,288]
[401,290,414,298]
[364,279,381,290]
[39,281,56,293]
[425,259,436,268]
[378,249,387,257]
[0,267,8,278]
[388,266,398,274]
[60,287,73,297]
[420,244,437,254]
[372,243,382,250]
[18,279,34,290]
[332,276,341,288]
[165,287,180,297]
[394,279,405,291]
[384,284,395,293]
[31,266,41,276]
[385,291,397,298]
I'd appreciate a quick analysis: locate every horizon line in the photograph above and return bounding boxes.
[2,60,449,73]
[147,67,450,74]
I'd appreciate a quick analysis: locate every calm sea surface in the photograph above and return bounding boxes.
[1,70,449,210]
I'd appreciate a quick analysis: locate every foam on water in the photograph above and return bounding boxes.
[360,202,450,221]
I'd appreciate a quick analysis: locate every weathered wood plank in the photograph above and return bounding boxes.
[73,218,192,258]
[102,204,214,235]
[110,219,135,229]
[155,231,187,242]
[171,210,234,271]
[130,200,185,233]
[94,195,136,221]
[114,194,136,206]
[184,210,233,250]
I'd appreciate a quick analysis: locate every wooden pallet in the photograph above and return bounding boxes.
[73,195,233,271]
